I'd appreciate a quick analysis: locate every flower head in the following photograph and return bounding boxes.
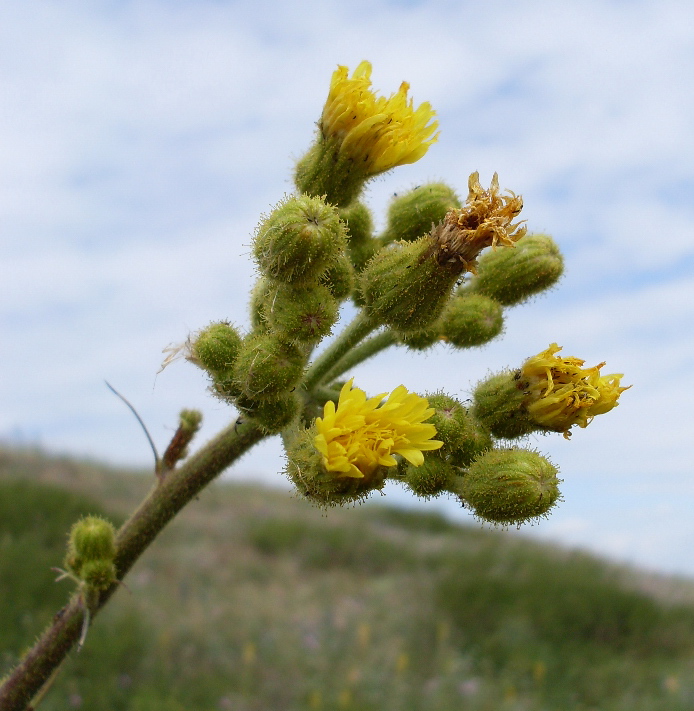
[521,343,630,438]
[426,172,526,274]
[320,61,439,175]
[314,379,443,479]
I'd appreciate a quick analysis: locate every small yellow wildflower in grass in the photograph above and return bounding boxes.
[314,379,442,479]
[522,343,630,438]
[320,61,439,175]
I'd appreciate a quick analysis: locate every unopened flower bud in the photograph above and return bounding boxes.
[470,233,564,306]
[382,183,461,245]
[461,448,561,525]
[191,322,242,379]
[396,325,442,350]
[80,559,117,591]
[253,195,347,284]
[236,391,301,434]
[441,293,504,348]
[426,393,492,467]
[320,251,355,301]
[340,202,379,273]
[404,454,455,498]
[233,333,305,399]
[68,516,116,565]
[265,282,339,344]
[249,278,272,331]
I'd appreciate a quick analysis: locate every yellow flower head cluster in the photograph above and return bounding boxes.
[320,61,439,175]
[522,343,630,438]
[314,379,443,479]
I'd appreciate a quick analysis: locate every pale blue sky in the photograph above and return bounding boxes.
[2,0,693,575]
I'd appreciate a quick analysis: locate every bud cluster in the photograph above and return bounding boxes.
[65,515,117,591]
[167,60,627,529]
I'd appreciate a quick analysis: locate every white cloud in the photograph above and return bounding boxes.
[1,0,693,575]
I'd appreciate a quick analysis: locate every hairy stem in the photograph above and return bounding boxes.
[302,311,377,391]
[318,330,396,385]
[0,419,266,711]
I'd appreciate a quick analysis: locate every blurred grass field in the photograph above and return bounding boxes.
[2,446,694,710]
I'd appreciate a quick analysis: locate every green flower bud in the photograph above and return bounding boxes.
[339,202,374,245]
[460,448,561,525]
[395,325,442,351]
[80,559,117,591]
[235,391,301,434]
[253,195,348,284]
[285,427,387,507]
[233,333,305,399]
[426,393,493,467]
[249,278,272,331]
[320,251,355,301]
[68,516,116,566]
[469,233,564,306]
[360,237,460,332]
[265,282,339,344]
[404,454,455,498]
[472,371,536,439]
[191,322,242,379]
[441,293,504,348]
[382,183,461,244]
[339,202,379,273]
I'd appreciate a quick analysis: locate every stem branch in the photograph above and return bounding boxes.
[0,419,266,711]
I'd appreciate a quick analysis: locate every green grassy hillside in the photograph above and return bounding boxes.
[2,446,694,711]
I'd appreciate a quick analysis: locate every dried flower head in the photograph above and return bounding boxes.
[426,172,526,274]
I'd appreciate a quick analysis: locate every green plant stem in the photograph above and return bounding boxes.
[302,311,378,391]
[0,419,266,711]
[318,330,396,385]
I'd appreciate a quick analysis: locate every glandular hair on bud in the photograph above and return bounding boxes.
[80,559,117,591]
[441,293,504,348]
[253,195,348,284]
[233,333,305,399]
[472,371,536,439]
[426,393,492,467]
[461,448,561,525]
[339,202,374,245]
[320,251,355,301]
[236,391,301,434]
[249,278,272,331]
[340,202,379,273]
[68,516,116,564]
[396,324,442,350]
[265,282,339,344]
[360,237,459,332]
[285,427,387,507]
[404,454,455,498]
[470,233,564,306]
[192,322,242,379]
[382,183,461,245]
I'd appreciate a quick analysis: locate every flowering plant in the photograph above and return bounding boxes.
[0,61,628,711]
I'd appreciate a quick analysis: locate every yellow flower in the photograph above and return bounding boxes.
[522,343,630,438]
[320,61,439,175]
[314,379,443,479]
